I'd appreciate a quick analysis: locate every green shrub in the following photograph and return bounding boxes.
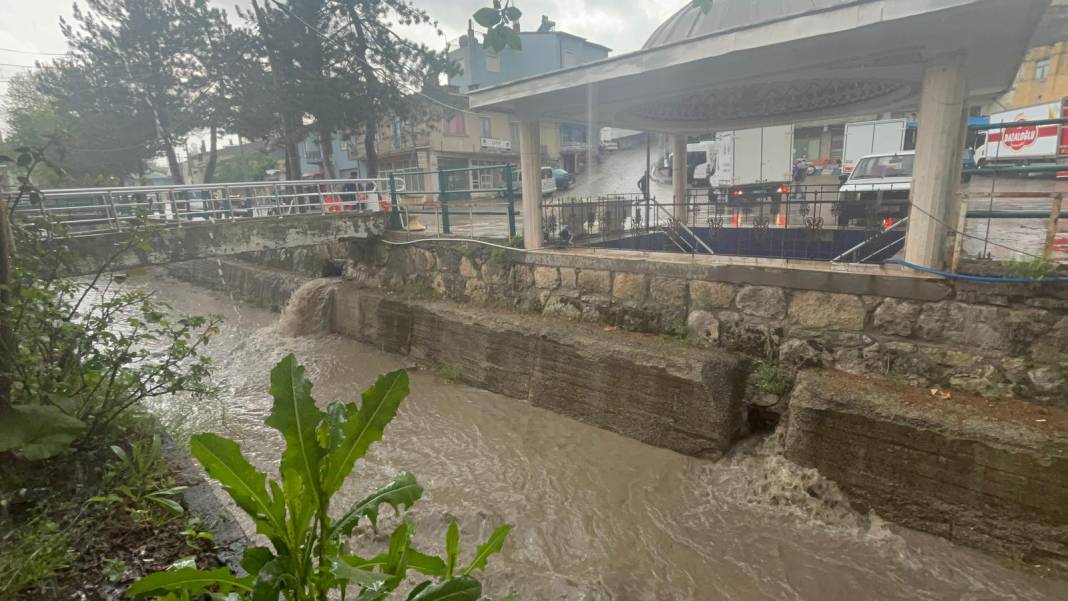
[128,355,510,601]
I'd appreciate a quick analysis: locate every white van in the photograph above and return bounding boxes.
[516,166,557,196]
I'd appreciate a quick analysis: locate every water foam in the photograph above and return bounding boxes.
[275,278,339,337]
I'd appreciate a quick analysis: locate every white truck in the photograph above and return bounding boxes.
[841,119,908,175]
[692,126,794,198]
[974,99,1064,167]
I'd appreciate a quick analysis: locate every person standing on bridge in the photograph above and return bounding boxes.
[637,173,650,196]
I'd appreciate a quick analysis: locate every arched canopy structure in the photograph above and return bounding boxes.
[470,0,1047,133]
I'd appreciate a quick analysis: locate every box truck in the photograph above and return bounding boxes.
[975,99,1064,167]
[841,119,908,175]
[693,126,793,197]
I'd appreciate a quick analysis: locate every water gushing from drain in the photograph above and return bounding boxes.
[275,278,339,337]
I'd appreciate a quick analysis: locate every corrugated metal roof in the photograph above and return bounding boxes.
[643,0,862,50]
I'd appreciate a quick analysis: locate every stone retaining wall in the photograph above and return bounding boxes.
[336,241,1068,406]
[785,370,1068,572]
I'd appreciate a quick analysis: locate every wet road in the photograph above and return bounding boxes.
[138,272,1068,601]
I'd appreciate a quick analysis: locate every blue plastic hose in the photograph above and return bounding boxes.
[884,258,1068,283]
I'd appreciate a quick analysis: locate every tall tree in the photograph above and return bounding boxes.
[7,70,153,186]
[57,0,216,184]
[330,0,458,177]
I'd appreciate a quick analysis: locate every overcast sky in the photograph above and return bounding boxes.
[0,0,683,154]
[0,0,683,91]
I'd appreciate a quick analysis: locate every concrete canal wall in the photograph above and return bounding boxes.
[165,242,1068,572]
[786,370,1068,570]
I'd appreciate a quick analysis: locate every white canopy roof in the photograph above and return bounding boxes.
[469,0,1050,134]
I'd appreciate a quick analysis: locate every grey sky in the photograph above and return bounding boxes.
[0,0,683,85]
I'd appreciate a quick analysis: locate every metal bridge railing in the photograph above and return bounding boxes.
[12,177,404,237]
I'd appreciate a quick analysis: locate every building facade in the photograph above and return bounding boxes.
[345,26,612,195]
[447,26,610,93]
[995,0,1068,109]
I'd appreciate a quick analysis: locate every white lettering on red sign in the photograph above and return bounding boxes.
[1003,117,1039,151]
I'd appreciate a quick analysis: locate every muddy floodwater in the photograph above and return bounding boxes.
[136,272,1068,601]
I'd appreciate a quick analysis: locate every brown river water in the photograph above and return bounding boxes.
[130,271,1067,601]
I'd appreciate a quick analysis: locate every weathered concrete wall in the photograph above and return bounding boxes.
[166,258,310,313]
[56,213,382,275]
[316,240,1068,407]
[330,282,747,456]
[785,370,1068,571]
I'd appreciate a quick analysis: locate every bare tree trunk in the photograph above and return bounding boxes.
[161,136,185,185]
[318,126,337,178]
[203,125,219,184]
[0,195,13,413]
[364,119,379,177]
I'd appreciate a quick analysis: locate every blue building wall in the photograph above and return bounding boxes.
[298,137,366,178]
[449,31,610,92]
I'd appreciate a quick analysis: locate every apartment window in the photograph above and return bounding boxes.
[444,112,466,136]
[510,123,520,148]
[1035,58,1051,81]
[480,117,492,139]
[485,51,500,73]
[392,119,403,150]
[562,50,577,68]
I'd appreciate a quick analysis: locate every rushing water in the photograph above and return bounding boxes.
[134,272,1067,601]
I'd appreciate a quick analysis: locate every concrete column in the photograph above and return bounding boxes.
[672,134,688,221]
[519,120,544,248]
[905,51,968,268]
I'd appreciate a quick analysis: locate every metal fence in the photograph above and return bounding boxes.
[541,184,910,262]
[392,164,519,239]
[12,177,404,236]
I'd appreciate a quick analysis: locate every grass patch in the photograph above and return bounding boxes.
[0,416,221,600]
[752,361,791,396]
[437,364,464,384]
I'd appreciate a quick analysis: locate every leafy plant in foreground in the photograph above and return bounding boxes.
[129,355,511,600]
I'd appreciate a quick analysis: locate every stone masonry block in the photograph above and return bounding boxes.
[690,280,737,310]
[534,266,560,290]
[577,269,612,295]
[735,286,787,319]
[788,291,866,331]
[613,272,648,303]
[650,277,688,307]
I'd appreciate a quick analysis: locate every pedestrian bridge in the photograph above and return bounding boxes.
[18,179,391,275]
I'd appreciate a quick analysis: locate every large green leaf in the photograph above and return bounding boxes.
[342,549,445,579]
[331,560,390,587]
[322,370,409,495]
[265,355,326,504]
[240,546,275,575]
[462,525,512,575]
[333,472,422,536]
[407,576,482,601]
[472,7,500,27]
[190,433,284,539]
[0,404,86,460]
[445,521,459,578]
[251,557,288,601]
[127,567,252,598]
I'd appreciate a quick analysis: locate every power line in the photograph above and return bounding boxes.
[0,47,67,57]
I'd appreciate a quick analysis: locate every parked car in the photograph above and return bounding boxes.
[836,151,913,226]
[516,166,557,196]
[553,168,574,190]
